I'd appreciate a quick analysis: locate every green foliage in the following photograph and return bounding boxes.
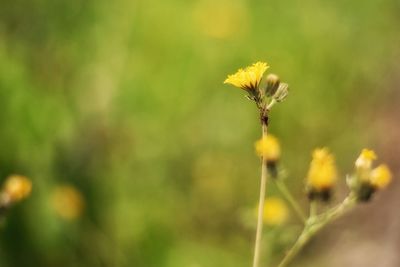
[0,0,398,266]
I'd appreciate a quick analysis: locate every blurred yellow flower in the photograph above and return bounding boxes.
[355,149,377,170]
[306,148,337,191]
[224,62,269,91]
[193,0,247,39]
[255,134,280,162]
[370,164,392,189]
[261,197,289,226]
[52,185,85,221]
[3,175,32,202]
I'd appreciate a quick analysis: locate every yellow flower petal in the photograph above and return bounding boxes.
[224,62,269,90]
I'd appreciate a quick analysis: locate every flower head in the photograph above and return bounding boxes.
[255,135,281,162]
[370,164,392,189]
[260,197,289,226]
[224,62,269,91]
[353,150,393,201]
[306,148,337,195]
[3,175,32,202]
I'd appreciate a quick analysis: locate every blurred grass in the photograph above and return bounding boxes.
[0,0,399,266]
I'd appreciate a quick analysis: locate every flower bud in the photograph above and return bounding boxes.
[265,74,280,96]
[273,83,289,102]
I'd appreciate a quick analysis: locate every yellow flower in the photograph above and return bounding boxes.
[261,197,289,226]
[355,149,377,170]
[255,135,281,162]
[370,164,392,189]
[306,148,337,191]
[3,175,32,202]
[52,185,85,221]
[193,1,247,39]
[224,62,269,90]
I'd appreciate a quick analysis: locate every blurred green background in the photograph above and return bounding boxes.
[1,0,399,266]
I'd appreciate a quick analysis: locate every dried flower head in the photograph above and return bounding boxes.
[265,73,280,96]
[3,175,32,203]
[224,62,269,91]
[255,135,281,162]
[261,197,289,226]
[370,164,392,189]
[306,148,337,200]
[273,83,289,102]
[52,185,85,221]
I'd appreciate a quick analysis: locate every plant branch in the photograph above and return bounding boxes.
[276,194,357,267]
[277,227,310,267]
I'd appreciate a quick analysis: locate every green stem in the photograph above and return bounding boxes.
[316,195,357,229]
[252,123,269,267]
[309,201,317,218]
[277,228,310,267]
[275,180,307,223]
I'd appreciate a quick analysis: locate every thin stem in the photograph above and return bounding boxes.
[275,180,307,223]
[252,123,268,267]
[309,201,317,218]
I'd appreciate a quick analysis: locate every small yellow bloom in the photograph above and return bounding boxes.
[306,148,337,191]
[370,164,392,189]
[3,175,32,202]
[355,149,377,170]
[261,197,289,226]
[52,185,85,221]
[255,135,281,162]
[224,62,269,90]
